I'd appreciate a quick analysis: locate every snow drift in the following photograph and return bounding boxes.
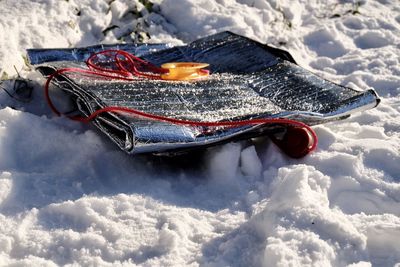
[0,0,399,266]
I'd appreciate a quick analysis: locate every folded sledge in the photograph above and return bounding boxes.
[28,32,380,156]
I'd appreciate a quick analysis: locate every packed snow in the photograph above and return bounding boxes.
[0,0,400,266]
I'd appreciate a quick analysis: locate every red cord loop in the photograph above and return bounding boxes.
[44,50,318,157]
[86,50,168,79]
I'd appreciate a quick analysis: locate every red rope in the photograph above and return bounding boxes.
[44,50,318,156]
[86,49,168,79]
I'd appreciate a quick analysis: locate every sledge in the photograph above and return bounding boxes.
[27,32,380,158]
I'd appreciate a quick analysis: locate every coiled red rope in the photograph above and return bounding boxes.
[44,50,318,157]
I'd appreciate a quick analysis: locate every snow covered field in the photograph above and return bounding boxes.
[0,0,400,266]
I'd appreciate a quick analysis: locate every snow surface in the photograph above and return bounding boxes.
[1,0,400,266]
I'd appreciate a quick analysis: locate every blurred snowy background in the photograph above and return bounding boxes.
[0,0,399,266]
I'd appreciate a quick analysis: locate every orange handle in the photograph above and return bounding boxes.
[161,62,210,81]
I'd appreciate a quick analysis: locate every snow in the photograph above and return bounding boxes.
[1,0,400,266]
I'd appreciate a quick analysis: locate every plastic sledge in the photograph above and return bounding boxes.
[28,32,380,155]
